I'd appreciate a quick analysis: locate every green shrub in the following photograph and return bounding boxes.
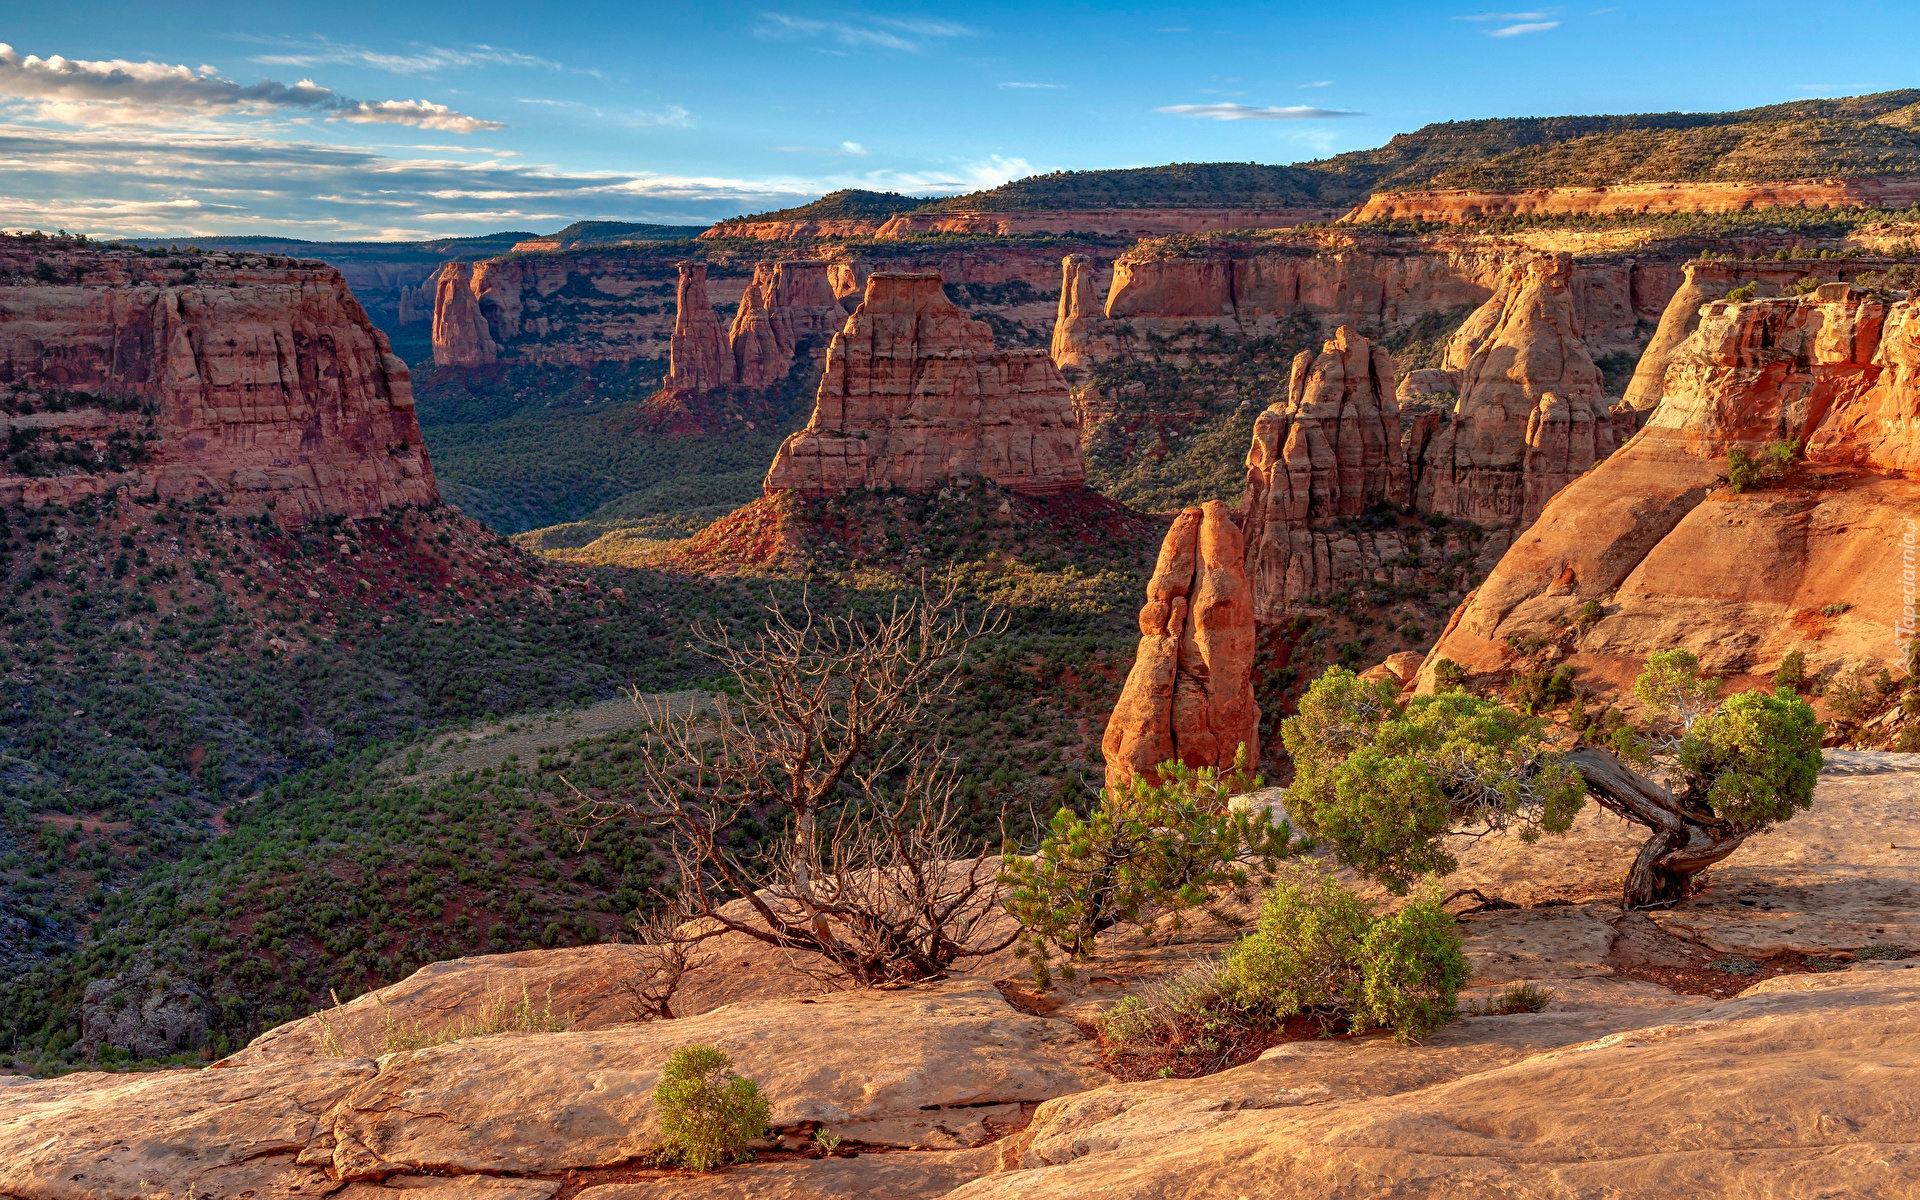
[1093,960,1265,1079]
[1772,651,1807,692]
[1468,981,1556,1015]
[1000,753,1298,988]
[1507,665,1575,715]
[1825,666,1877,723]
[652,1045,770,1171]
[1431,658,1467,692]
[1858,944,1910,961]
[1574,599,1605,633]
[1220,869,1469,1043]
[1896,727,1920,753]
[1725,281,1758,302]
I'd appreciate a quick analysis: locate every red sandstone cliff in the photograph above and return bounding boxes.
[727,261,847,390]
[763,271,1085,496]
[704,207,1345,242]
[1102,501,1259,792]
[1416,254,1620,523]
[431,263,496,367]
[1344,177,1920,225]
[0,237,437,526]
[666,261,736,393]
[1416,283,1918,696]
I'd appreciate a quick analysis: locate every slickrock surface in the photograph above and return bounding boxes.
[763,272,1085,496]
[1417,253,1619,523]
[0,983,1102,1197]
[667,260,738,393]
[1418,284,1919,693]
[1102,501,1259,791]
[957,965,1920,1198]
[0,237,437,527]
[571,1147,996,1200]
[225,944,668,1065]
[727,261,847,389]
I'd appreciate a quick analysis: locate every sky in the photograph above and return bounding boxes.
[2,1,1917,241]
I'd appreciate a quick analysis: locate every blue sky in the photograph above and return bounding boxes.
[2,1,1915,240]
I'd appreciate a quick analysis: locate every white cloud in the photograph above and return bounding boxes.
[1157,103,1362,120]
[625,105,693,128]
[243,37,561,74]
[0,42,501,130]
[753,13,974,51]
[1487,21,1560,35]
[0,124,1028,239]
[999,81,1064,90]
[840,140,867,156]
[1453,10,1554,18]
[1298,80,1333,88]
[773,141,869,156]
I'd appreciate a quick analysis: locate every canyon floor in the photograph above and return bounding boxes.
[4,750,1913,1200]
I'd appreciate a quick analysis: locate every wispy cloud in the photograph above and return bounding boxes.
[0,42,501,131]
[1454,10,1563,35]
[1157,103,1362,120]
[241,36,561,75]
[625,105,692,128]
[999,81,1064,90]
[1298,80,1333,88]
[753,13,975,52]
[1487,21,1560,35]
[1454,10,1553,18]
[774,140,869,156]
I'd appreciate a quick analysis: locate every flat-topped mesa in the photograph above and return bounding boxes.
[1417,252,1621,524]
[0,236,437,526]
[431,262,496,367]
[728,260,848,389]
[1102,501,1259,792]
[665,261,736,393]
[1415,284,1914,696]
[1239,326,1414,617]
[763,271,1087,497]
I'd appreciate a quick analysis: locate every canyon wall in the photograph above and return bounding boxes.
[763,271,1086,496]
[665,261,735,393]
[727,261,849,390]
[1416,282,1919,697]
[0,237,437,526]
[1344,177,1920,224]
[704,206,1347,242]
[1102,501,1260,792]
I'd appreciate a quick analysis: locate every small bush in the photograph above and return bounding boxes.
[1725,281,1758,302]
[1773,651,1807,692]
[1826,666,1877,723]
[1432,658,1467,692]
[1895,727,1920,753]
[1875,668,1897,696]
[1706,954,1761,976]
[1575,599,1605,633]
[1507,665,1575,715]
[1469,981,1556,1015]
[1220,869,1469,1043]
[1858,944,1911,961]
[1094,960,1267,1078]
[652,1045,770,1172]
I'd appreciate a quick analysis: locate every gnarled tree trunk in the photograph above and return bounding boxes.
[1566,747,1751,909]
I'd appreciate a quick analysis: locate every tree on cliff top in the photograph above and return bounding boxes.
[1283,654,1821,909]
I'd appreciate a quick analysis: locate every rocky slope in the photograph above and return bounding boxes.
[0,235,437,527]
[1417,281,1920,696]
[1346,176,1920,224]
[763,271,1086,496]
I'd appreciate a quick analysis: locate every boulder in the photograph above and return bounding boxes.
[1102,501,1259,791]
[763,272,1086,497]
[81,958,209,1060]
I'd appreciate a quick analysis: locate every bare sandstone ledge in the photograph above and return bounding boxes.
[3,757,1917,1199]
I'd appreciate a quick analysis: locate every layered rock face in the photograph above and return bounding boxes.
[664,261,736,393]
[726,260,848,389]
[704,206,1347,241]
[1239,328,1426,616]
[429,251,706,370]
[1050,254,1106,373]
[1344,177,1920,224]
[1417,285,1918,695]
[1102,502,1259,792]
[763,271,1086,496]
[0,237,437,526]
[1416,253,1620,523]
[430,262,496,366]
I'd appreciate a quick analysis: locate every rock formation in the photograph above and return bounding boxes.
[0,237,437,526]
[1050,254,1105,373]
[704,206,1347,241]
[727,260,847,389]
[665,261,736,393]
[1417,284,1915,695]
[1417,253,1618,523]
[430,262,496,366]
[763,271,1086,496]
[1102,502,1259,792]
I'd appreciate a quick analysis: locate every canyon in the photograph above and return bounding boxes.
[0,236,438,526]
